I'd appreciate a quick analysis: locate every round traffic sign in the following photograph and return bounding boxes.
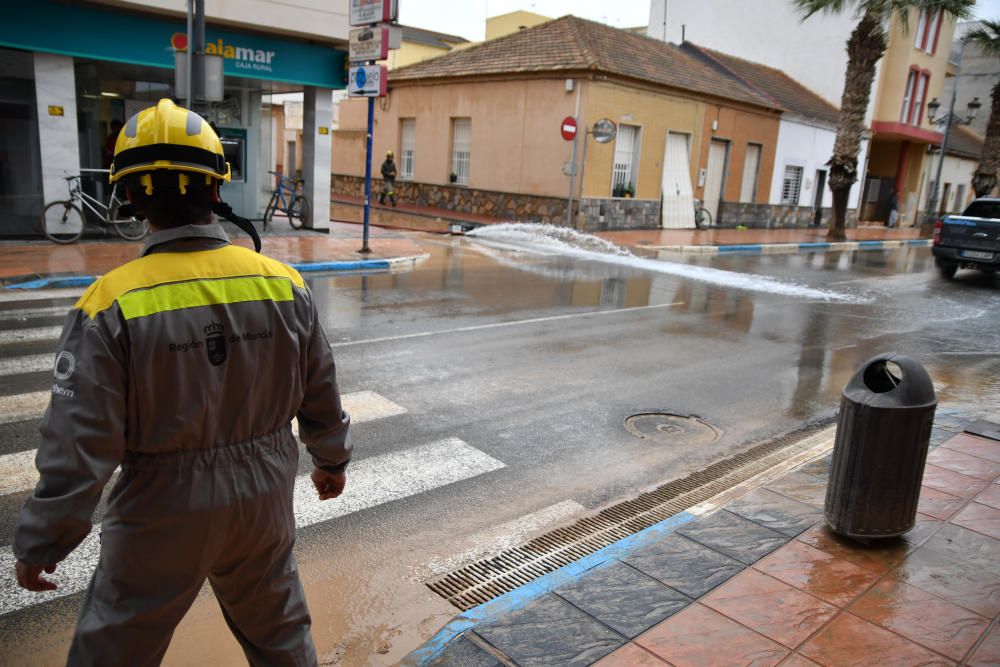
[561,116,578,141]
[592,119,617,144]
[355,68,367,87]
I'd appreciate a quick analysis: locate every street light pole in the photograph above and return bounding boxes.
[926,90,957,222]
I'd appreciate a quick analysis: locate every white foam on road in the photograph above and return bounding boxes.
[0,390,408,495]
[0,437,503,616]
[468,223,862,302]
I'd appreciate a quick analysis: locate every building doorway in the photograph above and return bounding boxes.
[703,139,729,222]
[812,169,827,226]
[661,131,694,228]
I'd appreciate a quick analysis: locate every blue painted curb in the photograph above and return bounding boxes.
[907,239,932,246]
[798,242,832,250]
[290,259,390,272]
[406,511,699,666]
[3,260,394,289]
[4,275,97,290]
[857,241,884,247]
[717,244,763,253]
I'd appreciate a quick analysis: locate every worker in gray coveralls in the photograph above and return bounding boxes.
[12,99,351,666]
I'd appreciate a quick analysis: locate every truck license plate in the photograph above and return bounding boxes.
[961,250,994,260]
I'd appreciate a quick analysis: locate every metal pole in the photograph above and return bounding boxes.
[925,40,965,226]
[360,95,374,254]
[927,90,958,222]
[566,133,579,226]
[193,0,205,109]
[185,0,193,108]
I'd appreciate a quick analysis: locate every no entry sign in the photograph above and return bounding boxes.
[561,116,577,141]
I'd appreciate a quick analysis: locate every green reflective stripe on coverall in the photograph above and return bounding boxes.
[117,275,295,320]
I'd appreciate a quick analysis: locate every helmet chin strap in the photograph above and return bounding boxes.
[213,200,261,252]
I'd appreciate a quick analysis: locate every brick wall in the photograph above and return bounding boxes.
[331,175,568,223]
[717,202,860,228]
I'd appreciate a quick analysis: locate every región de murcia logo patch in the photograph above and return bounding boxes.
[204,321,227,366]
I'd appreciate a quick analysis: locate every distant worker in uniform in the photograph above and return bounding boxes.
[13,99,351,667]
[379,149,397,207]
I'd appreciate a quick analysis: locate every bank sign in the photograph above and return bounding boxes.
[1,0,347,89]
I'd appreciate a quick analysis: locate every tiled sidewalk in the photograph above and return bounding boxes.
[422,408,1000,666]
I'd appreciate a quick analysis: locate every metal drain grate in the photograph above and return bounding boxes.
[427,418,837,610]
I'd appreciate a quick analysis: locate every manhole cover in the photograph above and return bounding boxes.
[625,411,722,446]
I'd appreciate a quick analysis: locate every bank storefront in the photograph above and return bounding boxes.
[0,0,346,237]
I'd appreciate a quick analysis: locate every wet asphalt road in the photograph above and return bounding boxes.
[0,232,998,665]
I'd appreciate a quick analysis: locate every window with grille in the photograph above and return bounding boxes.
[781,165,803,205]
[451,118,471,185]
[400,118,415,180]
[612,124,639,196]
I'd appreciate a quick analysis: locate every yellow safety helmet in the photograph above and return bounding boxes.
[109,99,263,252]
[109,99,231,185]
[386,150,394,158]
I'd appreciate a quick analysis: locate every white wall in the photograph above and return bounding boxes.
[770,119,867,210]
[918,152,977,215]
[114,0,348,45]
[648,0,857,107]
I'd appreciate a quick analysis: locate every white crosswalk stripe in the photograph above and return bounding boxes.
[0,288,85,303]
[0,325,63,345]
[0,437,503,616]
[0,391,51,426]
[0,390,408,495]
[0,353,53,377]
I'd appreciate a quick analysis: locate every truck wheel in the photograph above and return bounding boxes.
[937,262,958,280]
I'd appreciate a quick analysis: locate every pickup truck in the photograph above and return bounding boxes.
[932,198,1000,279]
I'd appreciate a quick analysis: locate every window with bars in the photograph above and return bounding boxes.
[450,118,471,185]
[611,124,639,196]
[781,165,803,205]
[399,118,415,180]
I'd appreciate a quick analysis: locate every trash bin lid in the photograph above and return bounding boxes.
[843,353,937,408]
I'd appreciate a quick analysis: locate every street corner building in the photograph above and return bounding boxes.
[0,0,350,239]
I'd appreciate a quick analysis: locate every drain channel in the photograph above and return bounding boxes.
[427,418,837,610]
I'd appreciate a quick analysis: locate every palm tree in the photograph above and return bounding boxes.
[964,19,1000,197]
[794,0,975,240]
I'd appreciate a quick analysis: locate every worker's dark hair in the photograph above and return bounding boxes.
[123,171,215,228]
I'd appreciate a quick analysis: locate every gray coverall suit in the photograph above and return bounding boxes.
[13,223,351,666]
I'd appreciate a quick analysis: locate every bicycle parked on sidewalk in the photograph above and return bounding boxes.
[40,170,149,244]
[693,198,714,230]
[263,170,310,230]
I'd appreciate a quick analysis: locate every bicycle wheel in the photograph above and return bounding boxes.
[263,191,278,227]
[109,198,149,240]
[695,206,712,230]
[288,195,310,230]
[40,201,85,243]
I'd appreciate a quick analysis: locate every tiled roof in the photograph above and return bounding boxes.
[680,43,841,126]
[945,126,984,159]
[399,25,469,49]
[390,16,778,110]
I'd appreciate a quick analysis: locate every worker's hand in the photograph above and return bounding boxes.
[15,560,58,592]
[311,468,347,501]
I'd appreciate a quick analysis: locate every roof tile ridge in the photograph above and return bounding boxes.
[564,16,600,70]
[681,42,783,109]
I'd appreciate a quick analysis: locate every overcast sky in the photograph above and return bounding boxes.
[399,0,1000,42]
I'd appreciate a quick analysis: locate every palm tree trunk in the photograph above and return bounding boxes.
[828,11,886,241]
[973,80,1000,198]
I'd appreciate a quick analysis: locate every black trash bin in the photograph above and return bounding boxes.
[825,353,937,539]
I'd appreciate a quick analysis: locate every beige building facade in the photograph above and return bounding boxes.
[332,16,783,230]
